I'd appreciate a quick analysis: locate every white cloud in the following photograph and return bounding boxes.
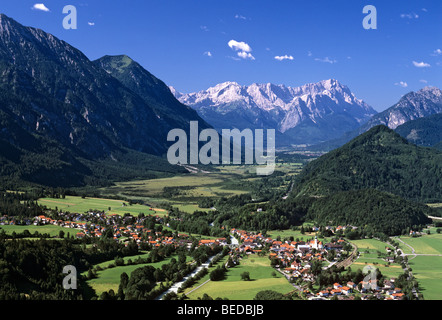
[204,51,212,57]
[314,57,337,64]
[200,25,209,32]
[228,40,252,53]
[419,79,428,84]
[431,49,442,56]
[412,61,431,68]
[422,8,428,12]
[307,51,312,57]
[235,14,247,20]
[32,3,50,12]
[237,51,255,60]
[228,40,255,60]
[395,81,408,88]
[400,12,419,19]
[88,22,95,26]
[274,55,294,61]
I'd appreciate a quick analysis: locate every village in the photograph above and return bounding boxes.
[1,211,406,300]
[1,210,229,249]
[230,228,406,300]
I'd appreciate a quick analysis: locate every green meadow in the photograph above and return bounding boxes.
[97,163,297,214]
[408,256,442,300]
[185,255,293,300]
[100,172,243,198]
[82,252,151,271]
[267,228,320,242]
[98,171,249,214]
[394,230,442,300]
[397,230,442,255]
[86,255,191,296]
[0,224,79,238]
[37,195,165,217]
[351,238,394,252]
[350,238,404,278]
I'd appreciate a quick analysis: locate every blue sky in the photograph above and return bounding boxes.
[1,0,441,111]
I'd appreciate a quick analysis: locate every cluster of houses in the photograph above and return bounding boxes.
[31,212,231,249]
[230,228,270,253]
[229,227,407,300]
[1,215,33,226]
[3,210,231,252]
[230,228,346,282]
[313,279,405,300]
[34,213,107,238]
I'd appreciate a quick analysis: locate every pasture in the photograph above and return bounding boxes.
[351,239,394,252]
[0,224,79,238]
[397,231,442,255]
[101,173,238,198]
[97,162,298,214]
[86,255,190,296]
[408,256,442,300]
[37,196,164,217]
[185,255,293,300]
[394,231,442,300]
[98,171,251,214]
[350,238,403,279]
[267,229,321,242]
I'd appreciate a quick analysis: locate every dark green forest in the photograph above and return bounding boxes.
[0,236,138,299]
[292,125,442,203]
[395,113,442,148]
[305,189,433,235]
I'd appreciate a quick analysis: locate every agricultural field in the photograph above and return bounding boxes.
[396,229,442,256]
[267,229,321,242]
[351,239,394,252]
[349,239,404,279]
[98,171,249,214]
[83,252,151,271]
[0,224,79,238]
[394,229,442,300]
[408,256,442,300]
[97,162,299,214]
[37,196,165,217]
[171,203,213,214]
[216,163,302,176]
[349,234,442,299]
[100,172,243,198]
[184,255,293,300]
[86,255,191,296]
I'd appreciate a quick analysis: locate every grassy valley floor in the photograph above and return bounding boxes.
[349,238,404,279]
[394,227,442,300]
[85,254,192,296]
[183,255,294,300]
[37,196,166,217]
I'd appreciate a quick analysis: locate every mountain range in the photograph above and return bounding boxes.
[172,79,377,146]
[0,13,208,187]
[313,86,442,151]
[0,12,441,191]
[173,79,442,151]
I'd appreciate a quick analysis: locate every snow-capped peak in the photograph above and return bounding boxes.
[172,79,375,114]
[170,79,379,146]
